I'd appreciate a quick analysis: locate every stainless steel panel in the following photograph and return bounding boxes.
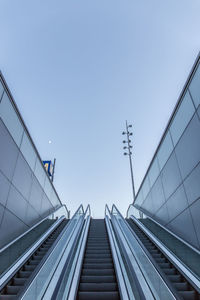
[12,153,32,200]
[166,184,188,222]
[161,152,182,199]
[0,171,10,207]
[151,176,166,213]
[0,209,28,248]
[167,208,199,249]
[154,203,170,225]
[0,120,19,180]
[189,199,200,248]
[25,204,40,227]
[175,114,200,180]
[6,185,28,224]
[28,176,43,213]
[184,162,200,205]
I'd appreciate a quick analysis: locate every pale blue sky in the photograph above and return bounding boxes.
[0,0,200,217]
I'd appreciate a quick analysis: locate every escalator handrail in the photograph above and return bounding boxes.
[106,206,157,300]
[42,205,91,300]
[130,215,200,292]
[105,207,135,300]
[0,215,65,289]
[111,205,181,300]
[106,206,148,300]
[67,215,91,300]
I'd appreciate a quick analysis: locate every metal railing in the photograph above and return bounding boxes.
[43,205,91,300]
[105,205,138,300]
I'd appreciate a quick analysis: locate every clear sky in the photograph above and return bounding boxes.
[0,0,200,218]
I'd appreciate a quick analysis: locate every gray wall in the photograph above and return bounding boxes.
[0,75,65,248]
[131,55,200,250]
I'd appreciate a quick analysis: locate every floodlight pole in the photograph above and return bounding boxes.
[122,121,136,203]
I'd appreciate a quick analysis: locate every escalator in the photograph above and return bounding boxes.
[127,218,200,300]
[0,219,68,300]
[76,219,120,300]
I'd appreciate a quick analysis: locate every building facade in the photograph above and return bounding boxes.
[0,73,68,248]
[128,54,200,250]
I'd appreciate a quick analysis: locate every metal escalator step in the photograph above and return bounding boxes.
[151,253,163,258]
[87,245,109,248]
[79,283,117,291]
[13,278,26,286]
[163,268,176,275]
[23,265,36,271]
[6,285,20,294]
[84,259,112,264]
[88,238,108,240]
[159,263,171,269]
[85,254,112,259]
[86,250,111,254]
[28,259,39,265]
[81,276,116,283]
[174,282,188,291]
[179,291,196,300]
[154,258,166,263]
[87,246,110,250]
[0,296,16,300]
[167,275,182,282]
[18,271,31,278]
[32,254,44,260]
[82,269,115,276]
[78,291,120,300]
[37,249,47,253]
[83,263,113,269]
[149,249,159,254]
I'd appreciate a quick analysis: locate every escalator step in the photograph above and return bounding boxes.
[23,265,36,271]
[174,282,188,291]
[18,271,31,278]
[85,254,112,259]
[167,275,182,282]
[32,254,44,260]
[159,263,171,269]
[179,291,196,300]
[87,247,110,250]
[151,253,163,259]
[83,263,113,269]
[28,260,39,265]
[84,259,112,264]
[163,268,176,275]
[78,291,120,300]
[154,258,166,263]
[81,276,116,283]
[79,283,117,291]
[13,278,26,286]
[82,269,115,276]
[0,296,16,300]
[86,250,111,254]
[6,285,20,294]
